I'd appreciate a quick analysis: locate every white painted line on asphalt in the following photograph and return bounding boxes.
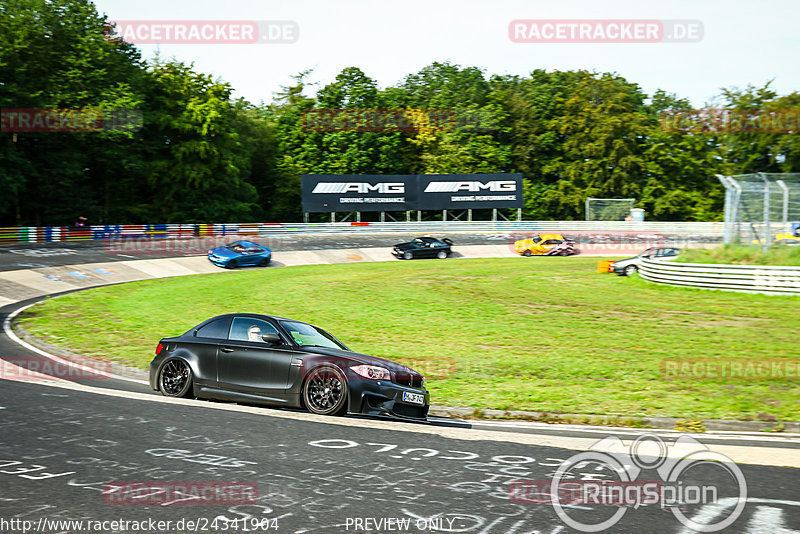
[3,374,799,468]
[465,419,800,444]
[3,302,148,386]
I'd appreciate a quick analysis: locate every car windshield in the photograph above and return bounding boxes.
[225,241,260,253]
[279,321,348,350]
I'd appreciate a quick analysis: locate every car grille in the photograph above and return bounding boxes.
[394,372,423,388]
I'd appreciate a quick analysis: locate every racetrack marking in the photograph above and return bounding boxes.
[463,419,800,444]
[675,498,800,534]
[3,302,148,385]
[2,375,799,468]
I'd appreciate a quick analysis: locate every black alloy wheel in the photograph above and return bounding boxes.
[303,366,348,416]
[159,359,193,398]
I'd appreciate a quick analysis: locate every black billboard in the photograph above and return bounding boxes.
[416,173,523,210]
[301,175,417,212]
[302,173,524,212]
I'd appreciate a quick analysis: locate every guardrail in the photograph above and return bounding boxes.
[0,221,724,244]
[639,258,800,295]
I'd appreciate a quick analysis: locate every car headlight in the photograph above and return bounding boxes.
[351,365,391,380]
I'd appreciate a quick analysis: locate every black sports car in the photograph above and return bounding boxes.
[149,313,429,420]
[392,237,453,260]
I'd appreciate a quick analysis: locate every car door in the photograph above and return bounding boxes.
[189,316,232,387]
[217,317,297,396]
[420,239,438,258]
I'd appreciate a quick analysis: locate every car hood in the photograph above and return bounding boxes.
[613,256,638,267]
[209,246,238,258]
[299,346,420,374]
[393,242,415,251]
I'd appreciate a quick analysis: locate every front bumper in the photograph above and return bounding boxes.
[207,254,231,267]
[349,377,430,420]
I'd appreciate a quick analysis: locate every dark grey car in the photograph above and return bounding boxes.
[149,313,429,420]
[392,237,453,260]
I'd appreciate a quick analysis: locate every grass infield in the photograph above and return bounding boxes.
[17,257,800,422]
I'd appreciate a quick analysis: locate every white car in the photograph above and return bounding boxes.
[612,247,680,276]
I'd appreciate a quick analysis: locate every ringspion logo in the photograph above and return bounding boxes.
[511,434,746,532]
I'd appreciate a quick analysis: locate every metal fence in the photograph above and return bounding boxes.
[639,258,800,296]
[585,198,635,221]
[0,221,725,245]
[717,173,800,249]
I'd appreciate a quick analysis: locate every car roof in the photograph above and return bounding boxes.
[200,312,304,325]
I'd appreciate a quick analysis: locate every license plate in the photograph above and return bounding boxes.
[402,392,425,405]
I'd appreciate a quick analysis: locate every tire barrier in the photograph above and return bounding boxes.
[639,258,800,295]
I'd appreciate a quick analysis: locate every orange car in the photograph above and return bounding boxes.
[514,234,579,256]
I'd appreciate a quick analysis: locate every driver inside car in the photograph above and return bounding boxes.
[247,325,262,342]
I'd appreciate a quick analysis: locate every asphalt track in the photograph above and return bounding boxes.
[1,239,799,533]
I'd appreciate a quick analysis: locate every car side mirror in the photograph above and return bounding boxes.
[262,333,281,344]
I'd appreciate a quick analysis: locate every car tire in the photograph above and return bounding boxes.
[403,251,413,260]
[437,250,448,259]
[259,257,270,267]
[226,259,237,269]
[522,250,532,257]
[624,265,638,276]
[303,365,348,416]
[158,359,193,398]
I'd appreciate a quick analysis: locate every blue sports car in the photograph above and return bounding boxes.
[207,240,272,269]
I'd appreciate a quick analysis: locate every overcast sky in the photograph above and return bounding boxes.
[93,0,799,107]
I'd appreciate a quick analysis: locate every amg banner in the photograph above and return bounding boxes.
[301,175,417,212]
[416,173,523,210]
[301,173,523,212]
